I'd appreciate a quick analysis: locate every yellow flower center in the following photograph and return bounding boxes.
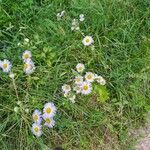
[33,114,38,121]
[87,75,92,80]
[46,107,51,114]
[3,63,8,69]
[83,85,89,90]
[45,118,51,124]
[85,38,90,43]
[78,66,82,71]
[34,127,39,132]
[65,85,69,90]
[24,53,29,59]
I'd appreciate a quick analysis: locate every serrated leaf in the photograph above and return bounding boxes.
[93,84,109,103]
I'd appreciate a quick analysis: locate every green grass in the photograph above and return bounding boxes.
[0,0,150,149]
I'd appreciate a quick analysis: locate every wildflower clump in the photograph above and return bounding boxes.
[56,10,65,20]
[71,19,80,31]
[31,102,57,137]
[62,63,109,103]
[22,50,35,75]
[71,14,85,31]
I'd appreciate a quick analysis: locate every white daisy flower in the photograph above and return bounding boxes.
[79,14,84,18]
[43,114,55,128]
[79,14,85,21]
[9,72,15,79]
[60,10,65,17]
[82,36,94,46]
[14,106,19,113]
[85,72,95,83]
[75,27,80,30]
[75,75,83,85]
[56,10,65,20]
[24,59,35,75]
[73,85,81,94]
[76,63,85,73]
[31,123,42,137]
[62,84,71,93]
[32,109,42,124]
[71,26,75,31]
[75,26,80,30]
[68,94,76,103]
[56,13,61,20]
[81,81,92,95]
[0,59,12,73]
[96,76,106,85]
[22,50,32,62]
[43,102,57,117]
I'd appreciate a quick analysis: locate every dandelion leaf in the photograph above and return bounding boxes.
[93,84,109,103]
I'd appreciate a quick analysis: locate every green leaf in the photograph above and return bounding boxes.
[71,69,80,76]
[93,84,109,103]
[32,77,40,80]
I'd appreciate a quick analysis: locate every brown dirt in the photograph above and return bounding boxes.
[133,112,150,150]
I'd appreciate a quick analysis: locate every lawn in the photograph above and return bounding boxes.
[0,0,150,149]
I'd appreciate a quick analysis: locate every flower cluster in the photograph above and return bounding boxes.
[0,59,12,73]
[62,63,106,103]
[71,14,85,31]
[22,50,35,75]
[55,11,94,47]
[17,38,30,47]
[13,101,29,114]
[31,102,57,137]
[79,14,85,22]
[71,19,80,31]
[0,50,36,76]
[56,10,65,20]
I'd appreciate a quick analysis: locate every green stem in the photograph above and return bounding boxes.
[12,78,19,101]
